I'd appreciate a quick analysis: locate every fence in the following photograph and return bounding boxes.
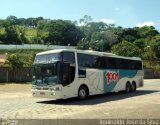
[144,68,160,79]
[0,67,31,83]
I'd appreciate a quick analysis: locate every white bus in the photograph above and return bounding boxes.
[31,49,143,99]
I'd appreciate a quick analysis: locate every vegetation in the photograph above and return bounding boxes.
[1,49,43,67]
[111,41,141,57]
[6,54,24,69]
[0,15,159,70]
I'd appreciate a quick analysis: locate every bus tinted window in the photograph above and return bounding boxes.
[77,53,93,68]
[135,60,142,70]
[115,58,122,69]
[78,54,105,69]
[77,53,142,70]
[116,59,142,70]
[105,57,116,69]
[93,56,104,68]
[63,52,75,63]
[121,59,129,69]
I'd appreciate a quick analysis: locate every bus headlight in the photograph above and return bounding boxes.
[50,87,60,91]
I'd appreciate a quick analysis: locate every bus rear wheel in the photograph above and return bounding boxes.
[78,86,88,99]
[131,82,136,92]
[125,82,131,93]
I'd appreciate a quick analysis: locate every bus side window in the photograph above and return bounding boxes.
[93,56,103,68]
[104,57,116,69]
[63,52,75,63]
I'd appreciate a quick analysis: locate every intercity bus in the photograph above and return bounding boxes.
[31,49,143,99]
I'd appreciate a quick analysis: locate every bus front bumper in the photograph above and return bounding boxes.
[31,90,63,99]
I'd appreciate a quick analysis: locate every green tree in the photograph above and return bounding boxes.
[17,26,28,44]
[87,22,108,32]
[3,24,28,44]
[79,15,92,26]
[134,38,145,49]
[6,15,18,25]
[108,26,123,43]
[104,31,118,47]
[6,54,24,69]
[76,38,90,50]
[78,18,114,51]
[4,25,19,44]
[18,18,26,25]
[111,41,141,57]
[143,46,156,61]
[154,41,160,58]
[25,52,36,66]
[43,20,83,46]
[89,31,118,51]
[5,54,24,82]
[151,34,160,58]
[90,32,105,51]
[135,26,158,39]
[108,27,140,43]
[142,46,157,69]
[37,19,51,30]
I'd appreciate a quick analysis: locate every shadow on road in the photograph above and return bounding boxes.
[37,90,158,105]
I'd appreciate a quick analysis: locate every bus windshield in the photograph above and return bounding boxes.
[34,53,61,64]
[32,63,59,85]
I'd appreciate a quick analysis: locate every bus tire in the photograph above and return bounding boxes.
[78,86,88,99]
[131,81,136,92]
[125,82,131,93]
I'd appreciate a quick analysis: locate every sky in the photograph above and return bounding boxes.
[1,0,160,30]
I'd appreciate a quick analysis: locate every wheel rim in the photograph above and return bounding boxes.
[79,89,86,98]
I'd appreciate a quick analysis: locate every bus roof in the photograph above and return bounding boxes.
[36,49,141,61]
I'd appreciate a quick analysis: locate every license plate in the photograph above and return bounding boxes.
[40,92,45,95]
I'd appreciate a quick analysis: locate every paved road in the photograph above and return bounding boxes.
[0,79,160,120]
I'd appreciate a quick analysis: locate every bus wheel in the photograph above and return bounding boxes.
[78,86,88,99]
[131,82,136,92]
[125,82,131,93]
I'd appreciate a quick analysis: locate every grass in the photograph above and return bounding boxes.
[0,26,38,41]
[25,28,37,40]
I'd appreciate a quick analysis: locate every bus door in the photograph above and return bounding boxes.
[60,63,76,98]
